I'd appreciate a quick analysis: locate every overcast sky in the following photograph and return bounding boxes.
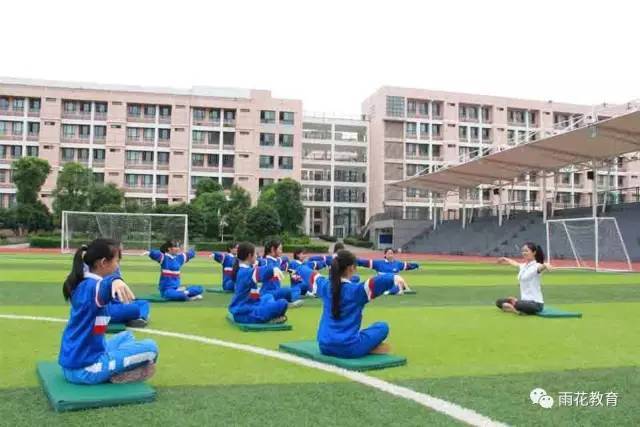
[4,1,638,113]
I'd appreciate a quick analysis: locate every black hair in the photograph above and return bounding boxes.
[160,239,180,253]
[384,248,395,256]
[63,238,121,300]
[333,242,345,253]
[330,249,357,320]
[232,242,255,282]
[264,239,282,257]
[524,242,545,264]
[293,248,305,261]
[227,242,238,253]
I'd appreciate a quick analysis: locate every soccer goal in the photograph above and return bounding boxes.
[61,211,188,254]
[545,217,632,272]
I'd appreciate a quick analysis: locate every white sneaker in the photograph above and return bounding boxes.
[288,299,304,309]
[189,294,203,301]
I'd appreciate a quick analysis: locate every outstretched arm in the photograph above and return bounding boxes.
[401,261,420,271]
[148,249,164,264]
[356,258,374,269]
[497,257,520,268]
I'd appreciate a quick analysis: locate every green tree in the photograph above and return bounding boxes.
[89,183,124,212]
[52,162,93,219]
[224,185,251,236]
[12,202,53,234]
[257,184,276,208]
[168,203,205,240]
[193,191,227,238]
[195,178,223,198]
[11,157,51,205]
[272,178,305,234]
[245,204,281,243]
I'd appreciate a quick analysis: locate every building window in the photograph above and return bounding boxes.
[260,133,275,146]
[157,152,170,165]
[278,156,293,170]
[223,132,235,146]
[77,148,90,161]
[94,126,106,139]
[63,101,76,112]
[156,175,169,187]
[93,172,104,183]
[79,125,90,138]
[191,153,205,167]
[159,105,171,118]
[29,98,41,112]
[260,110,276,124]
[143,128,154,141]
[406,122,417,138]
[222,154,234,168]
[279,134,293,147]
[207,154,219,166]
[63,124,75,138]
[144,105,156,117]
[386,96,405,117]
[259,178,275,190]
[12,122,23,135]
[279,111,294,125]
[95,102,108,113]
[61,148,75,161]
[193,108,205,120]
[158,128,170,141]
[259,155,274,169]
[93,149,105,160]
[221,177,234,189]
[26,146,39,157]
[127,104,141,116]
[28,122,40,136]
[127,128,140,140]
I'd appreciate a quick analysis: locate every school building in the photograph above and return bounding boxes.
[1,78,638,237]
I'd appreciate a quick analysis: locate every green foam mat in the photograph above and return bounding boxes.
[536,306,583,318]
[136,294,171,303]
[398,289,416,295]
[226,313,292,332]
[206,287,233,294]
[106,323,126,334]
[279,340,407,371]
[36,361,155,412]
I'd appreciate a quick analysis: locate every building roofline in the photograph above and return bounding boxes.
[0,76,254,100]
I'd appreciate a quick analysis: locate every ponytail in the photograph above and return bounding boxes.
[524,242,545,264]
[231,257,240,282]
[63,239,120,300]
[330,249,357,320]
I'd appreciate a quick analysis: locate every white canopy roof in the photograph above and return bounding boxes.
[398,110,640,192]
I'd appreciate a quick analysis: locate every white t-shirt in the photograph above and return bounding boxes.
[518,261,544,303]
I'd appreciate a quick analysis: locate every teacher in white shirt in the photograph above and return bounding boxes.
[496,242,549,315]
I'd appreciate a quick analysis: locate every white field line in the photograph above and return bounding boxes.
[0,313,508,427]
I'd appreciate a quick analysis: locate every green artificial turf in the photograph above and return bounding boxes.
[0,253,639,426]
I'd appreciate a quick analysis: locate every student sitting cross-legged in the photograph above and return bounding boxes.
[147,240,203,301]
[228,242,289,324]
[356,248,419,294]
[291,249,406,358]
[496,242,549,315]
[59,238,158,385]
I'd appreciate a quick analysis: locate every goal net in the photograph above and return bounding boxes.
[61,211,188,254]
[545,217,631,272]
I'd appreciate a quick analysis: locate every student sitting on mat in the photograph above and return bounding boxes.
[59,238,158,385]
[84,259,150,327]
[148,240,203,301]
[496,242,549,315]
[257,239,303,307]
[211,242,239,292]
[356,248,419,295]
[288,248,327,297]
[307,243,361,284]
[229,242,289,324]
[291,249,406,358]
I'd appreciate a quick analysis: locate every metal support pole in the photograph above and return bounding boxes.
[542,171,547,222]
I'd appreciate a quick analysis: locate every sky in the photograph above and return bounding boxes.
[3,0,639,113]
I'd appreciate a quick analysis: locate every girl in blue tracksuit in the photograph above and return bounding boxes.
[211,242,238,292]
[229,242,289,324]
[307,242,361,284]
[148,240,203,301]
[59,238,158,385]
[288,248,326,297]
[84,260,150,327]
[292,249,406,358]
[357,248,419,294]
[257,239,302,306]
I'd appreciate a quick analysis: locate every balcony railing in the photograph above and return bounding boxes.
[27,132,39,141]
[157,162,170,170]
[159,115,171,124]
[223,118,236,127]
[0,133,23,141]
[93,160,105,167]
[127,114,154,123]
[157,139,170,147]
[125,161,154,169]
[94,135,106,144]
[124,185,153,193]
[94,112,107,121]
[62,111,91,120]
[303,131,332,140]
[459,115,479,123]
[406,132,417,139]
[193,118,221,127]
[28,109,40,118]
[0,108,24,117]
[156,185,168,193]
[61,135,90,143]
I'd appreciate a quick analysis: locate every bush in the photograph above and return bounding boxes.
[30,235,165,249]
[29,236,61,248]
[194,241,328,253]
[344,236,374,248]
[318,234,338,242]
